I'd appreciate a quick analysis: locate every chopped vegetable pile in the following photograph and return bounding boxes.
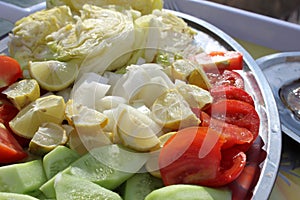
[0,0,266,200]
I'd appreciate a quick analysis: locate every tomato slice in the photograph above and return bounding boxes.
[200,111,253,150]
[0,55,22,91]
[0,124,27,164]
[208,51,243,71]
[191,51,243,73]
[159,126,246,187]
[205,99,260,150]
[206,148,246,187]
[210,85,254,106]
[207,70,244,89]
[229,137,266,200]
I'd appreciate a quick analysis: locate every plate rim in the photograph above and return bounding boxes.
[1,9,282,200]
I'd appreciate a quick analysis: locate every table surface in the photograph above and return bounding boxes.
[0,1,300,199]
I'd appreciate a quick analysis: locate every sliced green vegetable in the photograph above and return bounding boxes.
[40,144,148,198]
[145,184,232,200]
[0,160,47,194]
[54,173,122,200]
[0,192,39,200]
[43,145,80,179]
[122,172,164,200]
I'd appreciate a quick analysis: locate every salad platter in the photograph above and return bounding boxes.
[0,2,281,200]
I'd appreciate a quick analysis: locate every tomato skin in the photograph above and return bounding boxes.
[210,85,254,106]
[207,70,244,89]
[0,124,27,164]
[199,111,253,150]
[0,55,22,90]
[159,126,246,187]
[205,99,260,151]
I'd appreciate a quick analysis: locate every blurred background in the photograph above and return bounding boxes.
[207,0,300,24]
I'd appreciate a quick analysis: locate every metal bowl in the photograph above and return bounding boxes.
[257,52,300,143]
[0,10,281,200]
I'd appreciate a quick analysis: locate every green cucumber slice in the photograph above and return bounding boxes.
[43,145,80,179]
[123,172,164,200]
[65,144,148,189]
[0,192,39,200]
[40,144,148,198]
[145,184,232,200]
[0,160,46,194]
[54,173,122,200]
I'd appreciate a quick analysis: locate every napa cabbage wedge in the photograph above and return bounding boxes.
[128,9,201,66]
[46,0,163,15]
[8,6,74,69]
[74,5,138,75]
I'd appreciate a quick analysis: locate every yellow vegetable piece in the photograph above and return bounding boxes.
[67,100,111,152]
[151,89,200,130]
[117,105,161,152]
[29,60,78,91]
[3,79,40,110]
[29,122,68,156]
[9,95,66,139]
[175,81,213,109]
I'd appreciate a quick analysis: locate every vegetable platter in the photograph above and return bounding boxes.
[0,0,281,200]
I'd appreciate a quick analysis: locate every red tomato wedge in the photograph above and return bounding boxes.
[207,70,244,89]
[159,126,246,187]
[191,51,243,73]
[0,94,19,128]
[0,95,29,147]
[0,55,22,91]
[0,124,27,164]
[205,99,260,150]
[199,111,253,150]
[210,85,254,106]
[229,137,267,200]
[208,51,243,71]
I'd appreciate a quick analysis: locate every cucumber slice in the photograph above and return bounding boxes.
[145,184,232,200]
[39,174,58,199]
[123,173,164,200]
[65,144,148,189]
[40,144,148,198]
[54,173,122,200]
[43,145,80,179]
[0,192,39,200]
[0,160,47,194]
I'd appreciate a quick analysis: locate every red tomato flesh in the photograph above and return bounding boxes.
[0,55,22,90]
[190,51,243,73]
[159,126,246,187]
[199,111,253,150]
[0,94,19,128]
[207,70,244,89]
[205,99,260,150]
[210,85,254,106]
[0,124,27,164]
